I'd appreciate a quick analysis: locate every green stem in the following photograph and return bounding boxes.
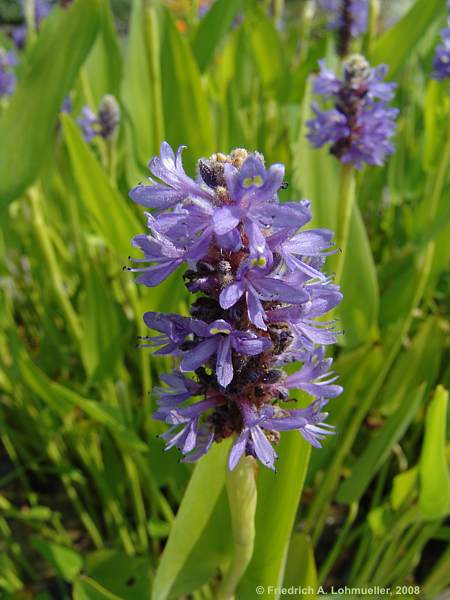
[217,455,257,600]
[272,0,284,26]
[24,0,36,44]
[334,163,356,284]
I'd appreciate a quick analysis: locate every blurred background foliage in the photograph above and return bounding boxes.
[0,0,449,599]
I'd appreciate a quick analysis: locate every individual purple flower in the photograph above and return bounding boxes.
[77,95,120,142]
[12,0,52,49]
[432,7,450,81]
[130,143,343,469]
[307,55,398,169]
[180,319,271,387]
[319,0,368,56]
[0,49,17,98]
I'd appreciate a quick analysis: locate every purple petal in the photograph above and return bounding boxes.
[213,206,241,235]
[228,430,249,470]
[216,336,233,387]
[246,289,267,330]
[180,338,218,372]
[220,281,246,309]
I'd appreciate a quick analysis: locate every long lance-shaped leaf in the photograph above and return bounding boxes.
[0,0,101,206]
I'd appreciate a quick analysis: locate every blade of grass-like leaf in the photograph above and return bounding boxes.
[62,114,141,258]
[340,206,380,348]
[0,0,101,205]
[18,349,148,453]
[283,533,317,600]
[237,432,311,598]
[122,0,155,186]
[336,383,425,505]
[84,0,123,103]
[152,441,232,600]
[193,0,242,72]
[243,0,289,100]
[419,385,450,520]
[84,550,152,600]
[371,0,446,78]
[159,7,214,171]
[31,537,83,583]
[80,264,123,382]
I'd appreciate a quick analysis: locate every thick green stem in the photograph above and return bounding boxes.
[334,163,356,284]
[217,455,257,600]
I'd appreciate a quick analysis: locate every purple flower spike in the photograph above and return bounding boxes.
[307,55,398,169]
[77,95,120,143]
[432,6,450,81]
[12,0,52,49]
[0,49,17,98]
[130,143,343,469]
[319,0,369,56]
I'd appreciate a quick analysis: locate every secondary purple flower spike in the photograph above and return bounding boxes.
[0,48,17,98]
[432,6,450,81]
[12,0,52,49]
[307,55,398,169]
[319,0,368,56]
[78,95,120,142]
[130,143,343,470]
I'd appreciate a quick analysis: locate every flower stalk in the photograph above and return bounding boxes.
[334,162,356,283]
[217,454,257,600]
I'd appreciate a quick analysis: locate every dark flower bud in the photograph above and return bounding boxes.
[98,94,120,140]
[262,369,283,384]
[343,54,371,84]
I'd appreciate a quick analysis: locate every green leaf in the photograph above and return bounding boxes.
[243,0,289,100]
[62,114,141,257]
[340,204,380,348]
[283,533,317,600]
[238,432,311,598]
[80,264,122,381]
[84,550,152,600]
[152,441,232,600]
[336,383,425,505]
[32,537,83,582]
[193,0,243,72]
[391,467,418,511]
[0,0,101,205]
[419,385,450,520]
[371,0,446,78]
[18,349,148,453]
[73,576,123,600]
[159,7,214,171]
[122,0,155,186]
[84,0,123,103]
[378,317,444,414]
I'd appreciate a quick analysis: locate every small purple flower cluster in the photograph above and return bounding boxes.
[320,0,368,37]
[12,0,52,49]
[307,55,398,169]
[0,48,17,98]
[432,5,450,81]
[319,0,368,56]
[78,95,120,142]
[129,142,343,470]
